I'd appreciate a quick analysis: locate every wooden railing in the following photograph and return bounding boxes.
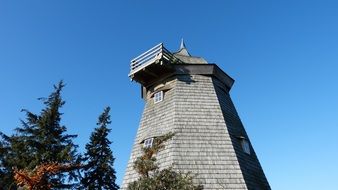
[129,43,176,77]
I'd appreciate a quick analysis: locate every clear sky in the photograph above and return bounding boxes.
[1,1,338,189]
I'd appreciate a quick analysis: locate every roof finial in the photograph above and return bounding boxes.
[180,38,186,50]
[176,38,190,56]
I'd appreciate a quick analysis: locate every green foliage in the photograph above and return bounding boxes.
[128,168,203,190]
[0,136,16,189]
[0,81,79,189]
[127,132,203,190]
[81,107,118,190]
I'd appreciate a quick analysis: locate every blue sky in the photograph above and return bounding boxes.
[1,1,338,189]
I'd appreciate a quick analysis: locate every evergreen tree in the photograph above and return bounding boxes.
[81,107,118,190]
[0,136,15,189]
[0,81,79,189]
[127,133,203,190]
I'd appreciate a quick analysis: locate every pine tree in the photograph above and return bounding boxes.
[0,81,79,189]
[81,107,118,190]
[127,133,203,190]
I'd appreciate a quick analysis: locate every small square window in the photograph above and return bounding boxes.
[154,91,163,103]
[241,139,250,155]
[144,138,154,148]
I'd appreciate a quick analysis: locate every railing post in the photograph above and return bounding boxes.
[129,43,177,77]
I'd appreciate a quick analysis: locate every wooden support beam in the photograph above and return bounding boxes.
[143,68,159,78]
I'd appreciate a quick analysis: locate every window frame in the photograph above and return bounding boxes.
[241,139,251,155]
[153,91,163,103]
[143,137,154,148]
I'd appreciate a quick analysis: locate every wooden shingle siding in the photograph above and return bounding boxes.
[122,73,270,190]
[212,77,271,190]
[172,75,248,189]
[121,77,177,189]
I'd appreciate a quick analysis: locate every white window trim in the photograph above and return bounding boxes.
[144,137,154,148]
[154,91,163,103]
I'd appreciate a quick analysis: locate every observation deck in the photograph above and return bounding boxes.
[129,43,182,86]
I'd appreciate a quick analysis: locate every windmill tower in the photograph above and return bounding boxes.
[121,41,271,190]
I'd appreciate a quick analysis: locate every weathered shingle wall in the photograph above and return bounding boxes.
[172,74,247,189]
[121,74,270,190]
[121,77,177,189]
[213,78,271,190]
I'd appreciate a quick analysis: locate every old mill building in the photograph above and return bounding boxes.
[121,41,271,190]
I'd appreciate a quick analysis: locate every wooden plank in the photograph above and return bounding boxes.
[131,43,163,63]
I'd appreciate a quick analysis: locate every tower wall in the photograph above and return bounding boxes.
[121,76,177,189]
[172,74,247,189]
[122,73,270,189]
[212,78,270,190]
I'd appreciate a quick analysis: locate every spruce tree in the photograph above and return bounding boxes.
[81,107,118,190]
[0,81,79,189]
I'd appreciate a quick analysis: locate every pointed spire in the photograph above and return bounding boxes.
[176,38,190,56]
[180,38,186,50]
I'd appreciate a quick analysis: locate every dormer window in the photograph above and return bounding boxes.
[143,138,154,148]
[154,91,163,103]
[241,139,251,155]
